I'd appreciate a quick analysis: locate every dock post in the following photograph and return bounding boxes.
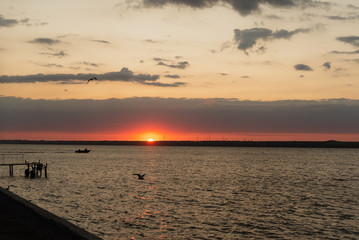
[35,163,38,177]
[9,165,13,176]
[44,164,47,178]
[26,163,30,178]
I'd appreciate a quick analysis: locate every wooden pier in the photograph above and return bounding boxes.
[0,154,47,178]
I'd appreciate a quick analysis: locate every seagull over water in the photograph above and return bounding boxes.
[87,77,97,84]
[133,174,145,180]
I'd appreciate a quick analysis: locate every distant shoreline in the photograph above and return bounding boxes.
[1,140,359,148]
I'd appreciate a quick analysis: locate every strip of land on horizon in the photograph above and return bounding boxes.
[1,140,359,148]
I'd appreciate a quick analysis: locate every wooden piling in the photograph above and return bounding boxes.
[27,163,30,178]
[9,165,14,176]
[44,164,47,178]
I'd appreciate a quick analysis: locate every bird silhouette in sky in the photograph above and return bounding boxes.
[132,174,146,180]
[87,77,97,84]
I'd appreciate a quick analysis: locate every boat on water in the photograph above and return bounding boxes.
[75,149,91,153]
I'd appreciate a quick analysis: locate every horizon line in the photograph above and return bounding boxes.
[2,139,359,148]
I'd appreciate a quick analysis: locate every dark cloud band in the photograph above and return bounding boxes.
[1,97,358,134]
[0,68,186,87]
[143,0,293,15]
[142,0,328,15]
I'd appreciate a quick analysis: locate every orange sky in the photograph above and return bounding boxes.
[2,130,359,142]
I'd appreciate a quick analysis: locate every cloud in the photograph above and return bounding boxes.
[336,36,359,47]
[348,4,359,10]
[158,61,189,69]
[330,49,359,54]
[39,48,68,58]
[326,16,347,21]
[272,28,311,39]
[144,39,160,43]
[33,63,64,68]
[0,15,19,27]
[1,97,358,135]
[300,1,331,8]
[234,27,312,53]
[80,62,101,67]
[265,14,282,20]
[93,40,111,44]
[234,28,272,52]
[325,15,359,21]
[322,62,331,70]
[332,68,349,78]
[0,15,46,27]
[165,74,181,79]
[58,34,78,39]
[29,38,61,45]
[218,73,228,76]
[0,67,186,87]
[141,0,330,16]
[153,58,190,69]
[294,64,313,71]
[144,81,186,87]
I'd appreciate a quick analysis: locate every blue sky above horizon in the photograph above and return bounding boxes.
[1,0,359,140]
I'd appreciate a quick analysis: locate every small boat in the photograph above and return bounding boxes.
[75,148,91,153]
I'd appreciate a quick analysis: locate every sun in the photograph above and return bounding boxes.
[147,138,154,142]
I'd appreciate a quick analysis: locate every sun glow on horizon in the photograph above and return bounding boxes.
[147,138,154,142]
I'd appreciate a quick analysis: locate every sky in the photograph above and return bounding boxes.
[1,0,359,141]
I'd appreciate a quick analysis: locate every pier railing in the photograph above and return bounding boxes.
[0,153,25,166]
[0,154,47,178]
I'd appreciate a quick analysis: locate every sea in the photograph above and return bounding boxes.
[0,144,358,240]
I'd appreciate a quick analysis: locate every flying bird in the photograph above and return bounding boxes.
[133,174,145,180]
[87,77,97,84]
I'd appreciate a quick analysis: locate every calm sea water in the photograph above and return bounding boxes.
[0,144,358,239]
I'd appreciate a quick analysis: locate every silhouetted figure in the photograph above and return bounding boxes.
[5,185,10,190]
[87,77,97,84]
[37,162,43,171]
[133,174,145,180]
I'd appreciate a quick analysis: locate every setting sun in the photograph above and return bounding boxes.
[147,138,154,142]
